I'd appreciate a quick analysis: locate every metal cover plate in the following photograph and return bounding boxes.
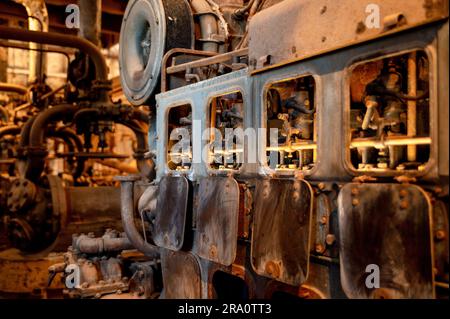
[338,183,434,299]
[153,175,189,250]
[193,177,240,266]
[161,249,201,299]
[251,178,313,286]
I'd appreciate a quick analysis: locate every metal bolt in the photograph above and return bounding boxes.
[209,245,217,258]
[435,230,446,241]
[400,201,408,209]
[320,216,328,225]
[351,188,359,195]
[315,243,324,253]
[318,183,325,190]
[352,198,359,206]
[399,190,408,198]
[326,234,336,246]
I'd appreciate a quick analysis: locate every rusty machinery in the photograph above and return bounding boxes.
[110,0,448,300]
[1,0,448,299]
[0,0,159,297]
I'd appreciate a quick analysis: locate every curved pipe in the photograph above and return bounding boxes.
[0,82,28,95]
[120,119,155,180]
[0,26,108,82]
[19,115,36,149]
[190,0,219,52]
[118,178,160,259]
[0,125,21,139]
[29,104,78,148]
[130,109,149,124]
[25,104,78,180]
[48,128,86,178]
[0,106,8,122]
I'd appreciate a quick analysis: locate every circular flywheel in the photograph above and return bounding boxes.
[119,0,194,106]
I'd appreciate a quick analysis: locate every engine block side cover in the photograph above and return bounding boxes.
[251,178,314,286]
[193,177,240,266]
[153,175,190,250]
[338,183,434,299]
[119,0,194,106]
[161,249,202,298]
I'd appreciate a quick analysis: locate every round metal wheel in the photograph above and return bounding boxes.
[119,0,194,106]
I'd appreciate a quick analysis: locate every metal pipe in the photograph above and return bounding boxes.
[0,82,28,95]
[120,119,155,180]
[0,106,8,122]
[407,52,417,161]
[49,127,86,178]
[166,48,248,74]
[25,104,78,180]
[19,115,36,148]
[29,104,78,148]
[74,234,133,254]
[190,0,220,52]
[0,125,20,139]
[0,26,108,82]
[78,0,102,47]
[116,176,160,259]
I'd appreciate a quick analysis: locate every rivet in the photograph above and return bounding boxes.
[435,230,446,241]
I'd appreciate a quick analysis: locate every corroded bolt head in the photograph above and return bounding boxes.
[326,234,336,246]
[209,245,217,258]
[400,201,408,209]
[320,216,328,225]
[399,189,408,198]
[315,243,324,253]
[351,188,359,195]
[435,230,446,241]
[352,198,359,206]
[318,183,325,190]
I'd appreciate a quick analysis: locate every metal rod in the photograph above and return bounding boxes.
[351,136,431,148]
[166,48,248,75]
[407,52,417,161]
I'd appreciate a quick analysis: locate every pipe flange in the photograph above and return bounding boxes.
[6,178,37,213]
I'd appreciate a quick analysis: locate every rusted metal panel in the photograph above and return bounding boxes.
[161,249,202,299]
[338,183,434,299]
[251,178,314,286]
[248,0,449,72]
[153,175,190,250]
[193,177,240,266]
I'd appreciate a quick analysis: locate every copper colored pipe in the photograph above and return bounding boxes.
[0,26,108,82]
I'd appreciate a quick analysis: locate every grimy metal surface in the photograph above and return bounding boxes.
[161,249,202,299]
[249,0,449,72]
[193,177,240,266]
[153,175,190,250]
[251,178,313,286]
[338,183,434,299]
